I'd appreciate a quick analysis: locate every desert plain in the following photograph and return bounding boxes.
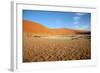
[23,20,91,62]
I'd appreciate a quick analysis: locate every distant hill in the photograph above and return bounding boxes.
[23,20,90,36]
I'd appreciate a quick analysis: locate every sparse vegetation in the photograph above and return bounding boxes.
[23,20,91,62]
[23,34,91,62]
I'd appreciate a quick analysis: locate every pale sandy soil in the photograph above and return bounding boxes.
[23,34,91,62]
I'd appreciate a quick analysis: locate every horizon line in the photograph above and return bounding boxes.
[23,19,91,31]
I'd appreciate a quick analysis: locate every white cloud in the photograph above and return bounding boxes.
[73,16,80,21]
[73,16,80,25]
[76,13,86,16]
[73,21,79,25]
[72,13,85,25]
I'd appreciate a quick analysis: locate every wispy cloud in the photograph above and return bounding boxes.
[73,13,85,25]
[73,16,80,25]
[76,13,86,16]
[73,16,80,21]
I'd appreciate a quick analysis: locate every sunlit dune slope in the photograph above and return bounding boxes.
[23,20,90,35]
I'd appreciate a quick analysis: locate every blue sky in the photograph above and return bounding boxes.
[23,10,91,30]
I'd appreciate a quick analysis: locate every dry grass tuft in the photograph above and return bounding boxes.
[23,34,91,62]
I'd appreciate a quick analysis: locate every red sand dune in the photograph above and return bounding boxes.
[23,20,90,35]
